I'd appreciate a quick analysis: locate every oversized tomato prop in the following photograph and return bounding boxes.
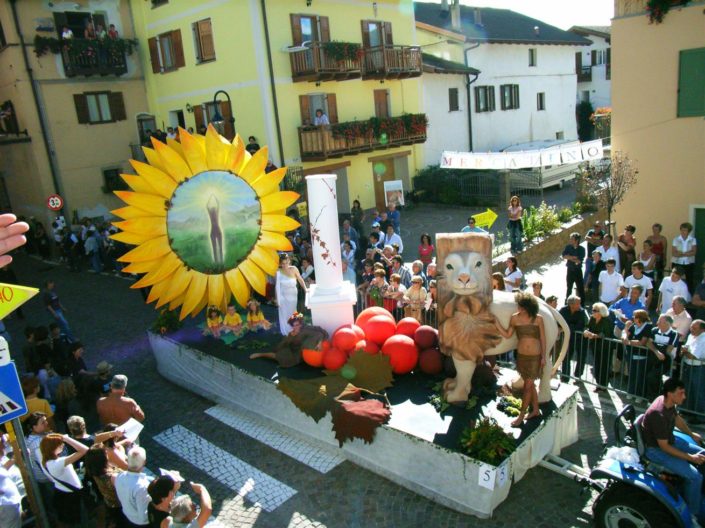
[321,340,331,352]
[396,317,421,338]
[418,347,443,375]
[364,315,397,346]
[355,306,394,329]
[381,334,419,375]
[302,348,325,368]
[414,326,438,349]
[323,347,347,370]
[362,340,379,355]
[337,323,365,342]
[332,327,358,352]
[353,340,367,355]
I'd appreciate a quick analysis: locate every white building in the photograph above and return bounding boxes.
[414,2,591,152]
[570,26,612,109]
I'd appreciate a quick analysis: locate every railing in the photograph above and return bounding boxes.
[61,46,127,77]
[361,45,422,79]
[298,115,427,161]
[289,42,362,82]
[353,287,437,328]
[577,65,592,82]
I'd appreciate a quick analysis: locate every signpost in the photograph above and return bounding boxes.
[472,208,498,230]
[0,282,38,320]
[46,194,64,212]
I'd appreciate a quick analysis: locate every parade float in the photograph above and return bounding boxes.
[113,126,578,518]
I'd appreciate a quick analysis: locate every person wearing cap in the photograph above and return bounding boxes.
[170,482,213,528]
[96,375,145,426]
[89,360,113,398]
[370,222,385,247]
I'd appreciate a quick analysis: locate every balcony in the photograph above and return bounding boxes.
[61,45,127,77]
[298,114,427,161]
[290,42,362,82]
[576,65,592,82]
[361,45,422,80]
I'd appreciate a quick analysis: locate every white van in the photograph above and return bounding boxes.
[501,140,582,190]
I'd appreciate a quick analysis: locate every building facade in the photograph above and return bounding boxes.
[570,25,611,109]
[611,0,705,281]
[0,0,148,226]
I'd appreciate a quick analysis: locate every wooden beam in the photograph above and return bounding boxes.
[303,160,352,175]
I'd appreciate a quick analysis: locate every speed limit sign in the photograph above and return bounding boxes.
[47,194,64,211]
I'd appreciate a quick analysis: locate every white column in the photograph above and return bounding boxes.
[305,174,356,335]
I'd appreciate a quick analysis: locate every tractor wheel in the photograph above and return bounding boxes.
[593,482,678,528]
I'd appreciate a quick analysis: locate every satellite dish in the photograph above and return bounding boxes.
[281,41,312,53]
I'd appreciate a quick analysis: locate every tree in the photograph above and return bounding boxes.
[578,151,638,237]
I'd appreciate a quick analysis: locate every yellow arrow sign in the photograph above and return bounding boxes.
[472,208,498,229]
[0,283,39,320]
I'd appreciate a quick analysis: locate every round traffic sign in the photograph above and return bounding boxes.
[47,194,64,211]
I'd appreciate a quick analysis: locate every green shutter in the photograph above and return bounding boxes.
[678,48,705,118]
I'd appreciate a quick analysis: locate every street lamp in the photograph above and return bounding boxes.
[210,89,235,137]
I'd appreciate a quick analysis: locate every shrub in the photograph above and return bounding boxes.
[151,309,183,335]
[521,201,560,244]
[557,207,574,224]
[459,417,516,465]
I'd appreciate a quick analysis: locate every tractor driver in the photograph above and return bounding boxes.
[641,377,705,522]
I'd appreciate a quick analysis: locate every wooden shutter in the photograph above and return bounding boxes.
[361,21,371,48]
[319,16,330,43]
[606,47,611,66]
[197,19,216,61]
[575,52,582,73]
[591,50,597,66]
[172,29,185,68]
[299,95,311,125]
[677,48,705,117]
[148,37,161,73]
[326,94,338,124]
[488,86,495,111]
[108,92,126,122]
[448,88,459,111]
[374,89,389,118]
[474,86,481,112]
[73,94,90,124]
[221,100,234,140]
[512,85,520,109]
[290,14,303,45]
[193,104,204,130]
[383,22,393,46]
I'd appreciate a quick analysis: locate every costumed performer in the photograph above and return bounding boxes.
[222,305,245,337]
[276,254,308,335]
[249,312,328,367]
[246,299,272,332]
[203,306,223,338]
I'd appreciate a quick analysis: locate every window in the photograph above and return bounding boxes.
[73,91,126,124]
[555,131,564,140]
[474,86,495,112]
[591,49,607,66]
[581,90,590,103]
[677,47,705,117]
[148,30,185,73]
[151,0,168,7]
[193,18,215,62]
[299,93,338,125]
[529,48,537,67]
[374,89,390,118]
[102,168,127,193]
[192,100,234,140]
[448,88,459,112]
[0,19,6,50]
[361,20,393,47]
[0,101,20,135]
[290,14,330,44]
[500,84,520,110]
[537,92,545,111]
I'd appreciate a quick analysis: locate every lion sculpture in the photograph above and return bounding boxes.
[436,233,569,404]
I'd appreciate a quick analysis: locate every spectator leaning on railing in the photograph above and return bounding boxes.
[647,314,680,400]
[681,320,705,417]
[584,302,614,392]
[558,295,588,380]
[610,285,645,339]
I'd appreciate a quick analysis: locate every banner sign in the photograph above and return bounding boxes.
[440,140,604,170]
[0,283,38,320]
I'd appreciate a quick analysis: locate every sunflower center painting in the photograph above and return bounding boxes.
[111,125,300,319]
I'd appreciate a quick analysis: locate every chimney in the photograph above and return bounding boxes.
[473,8,482,26]
[451,0,461,31]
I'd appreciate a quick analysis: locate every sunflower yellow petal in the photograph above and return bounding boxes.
[113,217,166,237]
[146,277,171,304]
[225,268,250,309]
[121,259,161,274]
[205,126,229,170]
[112,206,146,220]
[181,272,208,317]
[152,138,192,182]
[158,267,193,306]
[237,259,267,296]
[166,138,185,160]
[168,293,186,311]
[251,167,287,197]
[110,231,153,245]
[190,290,209,318]
[131,252,181,289]
[117,235,171,263]
[248,245,279,276]
[239,146,268,184]
[227,136,246,173]
[121,174,153,194]
[258,231,293,251]
[259,192,299,214]
[207,274,225,307]
[113,191,167,217]
[142,147,165,171]
[261,214,300,233]
[129,160,178,197]
[179,128,208,176]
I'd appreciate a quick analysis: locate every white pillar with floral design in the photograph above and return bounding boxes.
[305,174,356,335]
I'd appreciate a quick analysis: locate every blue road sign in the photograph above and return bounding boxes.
[0,362,27,425]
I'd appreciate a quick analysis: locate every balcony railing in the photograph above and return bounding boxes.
[298,114,427,161]
[61,46,128,77]
[361,45,422,79]
[290,42,362,82]
[576,65,592,82]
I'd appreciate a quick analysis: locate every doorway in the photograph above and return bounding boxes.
[372,159,395,212]
[169,110,185,129]
[136,113,156,144]
[694,206,705,284]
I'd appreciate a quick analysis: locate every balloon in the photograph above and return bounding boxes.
[356,306,394,329]
[338,323,365,342]
[323,347,347,370]
[340,364,357,380]
[418,348,443,375]
[414,325,438,349]
[396,317,421,338]
[362,340,379,355]
[364,315,397,346]
[381,334,419,375]
[302,348,325,368]
[333,327,358,352]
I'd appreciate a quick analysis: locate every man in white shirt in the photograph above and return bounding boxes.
[672,222,698,293]
[623,261,654,307]
[667,295,693,341]
[598,258,623,305]
[342,259,356,284]
[383,225,403,254]
[658,267,691,315]
[115,447,153,526]
[681,320,705,414]
[0,466,21,528]
[596,235,620,274]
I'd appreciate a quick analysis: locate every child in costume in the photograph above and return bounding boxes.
[222,304,245,337]
[204,306,223,338]
[246,299,272,332]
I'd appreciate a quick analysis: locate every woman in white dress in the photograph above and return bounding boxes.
[276,254,308,335]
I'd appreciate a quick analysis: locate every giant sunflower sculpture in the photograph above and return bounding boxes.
[112,125,299,319]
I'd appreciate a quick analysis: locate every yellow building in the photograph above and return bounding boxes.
[129,0,426,214]
[611,0,704,280]
[0,0,149,226]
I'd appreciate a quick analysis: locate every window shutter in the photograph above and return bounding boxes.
[361,21,371,48]
[73,94,90,124]
[290,14,303,45]
[172,29,185,68]
[326,94,338,124]
[449,88,459,111]
[221,100,234,140]
[299,95,311,125]
[383,22,393,46]
[319,16,330,43]
[575,52,582,72]
[606,47,611,66]
[677,48,705,117]
[489,86,495,111]
[374,89,389,118]
[108,92,126,122]
[474,86,481,112]
[198,19,216,61]
[193,104,204,130]
[499,85,506,110]
[513,85,520,109]
[148,37,161,73]
[591,50,597,66]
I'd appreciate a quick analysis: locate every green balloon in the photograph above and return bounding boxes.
[340,364,357,380]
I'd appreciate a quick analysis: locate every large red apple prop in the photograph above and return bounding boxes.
[355,306,394,329]
[302,348,324,368]
[381,334,419,375]
[418,347,443,375]
[414,325,438,349]
[362,340,380,355]
[364,315,397,346]
[337,324,365,342]
[323,347,347,370]
[332,327,358,352]
[396,317,421,338]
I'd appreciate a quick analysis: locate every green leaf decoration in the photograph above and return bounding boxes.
[459,417,516,465]
[277,376,349,423]
[325,351,393,393]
